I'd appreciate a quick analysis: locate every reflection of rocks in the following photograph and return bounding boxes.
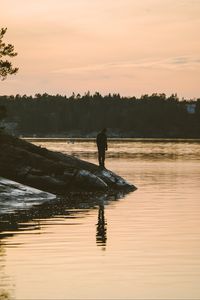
[0,290,12,300]
[0,241,13,300]
[0,133,136,195]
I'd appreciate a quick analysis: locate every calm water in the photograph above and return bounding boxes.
[1,139,200,299]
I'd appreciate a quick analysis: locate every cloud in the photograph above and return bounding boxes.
[162,56,200,69]
[52,55,200,77]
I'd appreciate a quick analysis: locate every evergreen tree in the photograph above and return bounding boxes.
[0,27,18,80]
[0,28,18,123]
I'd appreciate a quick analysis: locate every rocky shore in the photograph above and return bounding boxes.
[0,133,136,215]
[0,177,56,215]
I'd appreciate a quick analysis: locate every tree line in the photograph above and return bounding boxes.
[0,92,200,138]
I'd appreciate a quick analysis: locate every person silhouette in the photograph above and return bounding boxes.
[96,128,107,168]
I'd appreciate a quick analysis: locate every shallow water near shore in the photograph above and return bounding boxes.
[1,139,200,299]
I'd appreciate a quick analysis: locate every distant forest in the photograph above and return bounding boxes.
[0,92,200,138]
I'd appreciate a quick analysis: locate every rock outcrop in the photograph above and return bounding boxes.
[0,133,136,195]
[0,177,56,214]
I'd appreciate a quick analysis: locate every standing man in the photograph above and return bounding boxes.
[96,128,108,168]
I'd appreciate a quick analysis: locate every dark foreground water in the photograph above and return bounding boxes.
[1,139,200,299]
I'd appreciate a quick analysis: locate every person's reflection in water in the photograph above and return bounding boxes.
[96,203,107,250]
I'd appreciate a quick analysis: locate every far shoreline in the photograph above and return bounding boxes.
[23,137,200,143]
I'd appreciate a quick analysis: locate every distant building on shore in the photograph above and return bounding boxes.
[186,103,196,114]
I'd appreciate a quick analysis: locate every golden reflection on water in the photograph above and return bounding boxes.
[1,140,200,299]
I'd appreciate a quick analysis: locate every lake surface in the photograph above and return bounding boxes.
[1,139,200,299]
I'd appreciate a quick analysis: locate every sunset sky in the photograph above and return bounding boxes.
[1,0,200,98]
